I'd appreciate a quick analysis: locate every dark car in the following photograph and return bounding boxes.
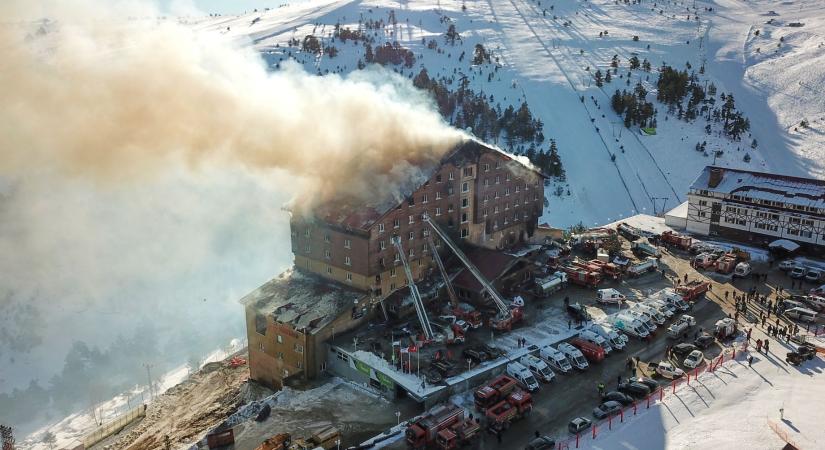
[593,400,623,419]
[617,381,651,398]
[629,377,659,392]
[568,417,592,434]
[671,343,698,358]
[602,391,634,405]
[694,333,715,349]
[462,348,489,364]
[524,436,556,450]
[567,302,591,321]
[479,343,506,359]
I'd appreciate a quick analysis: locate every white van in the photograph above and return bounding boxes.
[784,307,818,323]
[520,354,556,382]
[645,300,675,319]
[539,345,573,373]
[804,295,825,311]
[628,310,658,332]
[660,289,690,311]
[557,342,589,370]
[597,288,626,304]
[578,330,612,355]
[587,323,626,350]
[608,314,649,339]
[506,361,540,391]
[632,304,666,325]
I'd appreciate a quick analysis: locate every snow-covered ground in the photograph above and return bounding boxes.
[576,343,825,449]
[185,0,825,228]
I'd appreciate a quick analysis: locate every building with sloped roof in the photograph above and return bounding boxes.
[686,166,825,251]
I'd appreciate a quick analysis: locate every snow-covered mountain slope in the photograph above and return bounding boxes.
[185,0,822,227]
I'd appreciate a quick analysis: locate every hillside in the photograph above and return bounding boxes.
[186,0,824,227]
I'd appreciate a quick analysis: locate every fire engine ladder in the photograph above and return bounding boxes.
[391,236,435,341]
[422,214,511,320]
[426,235,459,309]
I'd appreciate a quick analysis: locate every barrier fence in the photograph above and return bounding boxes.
[555,344,745,450]
[81,404,147,448]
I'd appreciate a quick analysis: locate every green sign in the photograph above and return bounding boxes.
[375,371,395,389]
[354,359,372,376]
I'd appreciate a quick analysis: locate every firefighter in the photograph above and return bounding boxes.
[764,340,770,354]
[756,339,762,353]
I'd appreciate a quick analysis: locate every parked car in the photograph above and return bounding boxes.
[671,343,698,358]
[779,260,796,271]
[683,350,704,369]
[805,269,823,283]
[593,401,623,419]
[629,377,659,392]
[811,284,825,296]
[462,347,489,364]
[602,391,634,406]
[524,436,556,450]
[617,381,651,398]
[568,417,592,434]
[656,361,685,378]
[784,307,818,323]
[694,333,715,349]
[790,266,807,279]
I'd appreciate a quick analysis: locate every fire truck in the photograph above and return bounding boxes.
[485,390,533,432]
[562,265,602,288]
[406,403,480,449]
[675,280,710,302]
[660,231,692,250]
[474,375,518,412]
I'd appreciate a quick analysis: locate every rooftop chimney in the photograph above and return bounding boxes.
[708,167,724,188]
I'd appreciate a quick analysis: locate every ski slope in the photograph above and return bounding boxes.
[187,0,824,228]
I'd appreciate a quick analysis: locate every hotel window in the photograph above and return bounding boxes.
[258,342,264,351]
[460,228,469,238]
[346,273,352,282]
[515,185,520,193]
[379,257,385,266]
[422,193,428,203]
[393,218,400,228]
[436,174,442,183]
[436,207,442,216]
[495,191,500,199]
[409,231,415,240]
[408,197,414,207]
[409,215,415,224]
[483,208,488,217]
[408,248,414,257]
[448,204,454,213]
[324,233,330,243]
[494,206,500,213]
[484,178,490,187]
[297,361,303,369]
[506,173,511,181]
[495,175,500,184]
[483,163,490,172]
[304,244,311,253]
[344,256,351,266]
[462,198,469,208]
[461,213,468,223]
[378,223,385,233]
[462,182,469,193]
[344,239,351,249]
[324,249,331,259]
[436,191,442,200]
[495,161,501,169]
[483,194,489,203]
[449,172,455,180]
[294,344,304,354]
[505,202,509,210]
[379,240,386,250]
[304,228,311,237]
[505,188,510,196]
[390,268,397,277]
[326,267,333,275]
[463,167,473,177]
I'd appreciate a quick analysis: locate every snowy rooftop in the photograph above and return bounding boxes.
[690,166,825,210]
[314,138,545,230]
[239,269,367,334]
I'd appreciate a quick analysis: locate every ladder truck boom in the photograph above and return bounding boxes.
[422,214,511,320]
[427,235,459,308]
[391,237,435,341]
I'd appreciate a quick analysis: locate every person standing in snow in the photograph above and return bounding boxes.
[764,340,770,354]
[748,355,753,366]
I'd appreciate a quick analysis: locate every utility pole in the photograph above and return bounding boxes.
[143,363,154,401]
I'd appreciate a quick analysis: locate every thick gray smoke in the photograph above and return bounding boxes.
[0,0,462,434]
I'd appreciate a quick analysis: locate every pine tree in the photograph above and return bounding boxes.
[594,69,604,87]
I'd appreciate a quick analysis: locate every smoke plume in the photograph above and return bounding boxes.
[0,0,463,210]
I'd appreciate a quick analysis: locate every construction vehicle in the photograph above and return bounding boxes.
[675,280,710,302]
[485,390,533,432]
[617,222,642,241]
[627,257,658,277]
[561,265,602,288]
[474,375,518,412]
[631,238,661,258]
[660,231,692,250]
[406,403,480,450]
[421,214,521,332]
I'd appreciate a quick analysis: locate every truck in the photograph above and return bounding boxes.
[506,362,540,392]
[617,222,642,241]
[589,259,623,280]
[562,266,602,288]
[534,272,568,296]
[675,280,710,302]
[570,338,606,363]
[557,342,589,370]
[519,354,556,383]
[631,239,661,258]
[714,318,737,340]
[666,315,695,339]
[692,253,717,269]
[585,323,626,350]
[660,231,692,250]
[539,345,573,373]
[430,320,465,345]
[485,390,533,432]
[578,329,613,355]
[406,403,480,450]
[608,314,650,339]
[473,375,518,412]
[627,257,658,277]
[450,303,482,329]
[715,255,738,274]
